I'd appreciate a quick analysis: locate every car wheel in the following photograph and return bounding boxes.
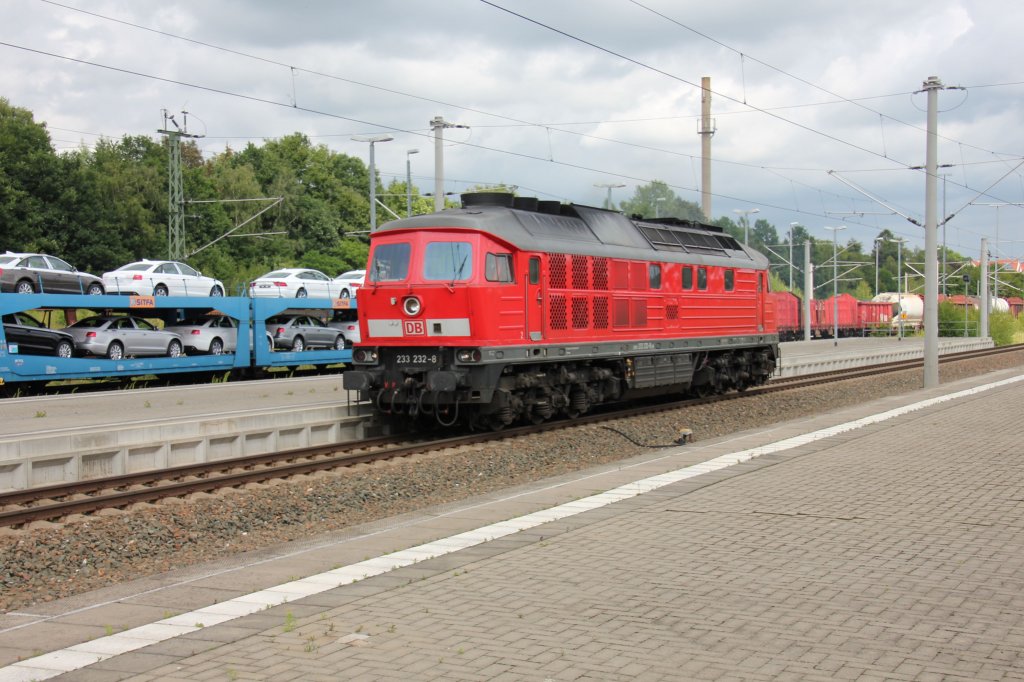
[209,338,224,355]
[292,336,305,352]
[56,340,74,358]
[295,288,308,298]
[154,284,169,296]
[86,282,104,295]
[15,280,34,294]
[106,341,124,360]
[341,288,351,299]
[210,285,224,297]
[334,335,346,350]
[167,339,183,358]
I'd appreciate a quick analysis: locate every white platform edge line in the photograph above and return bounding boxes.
[1,372,1020,682]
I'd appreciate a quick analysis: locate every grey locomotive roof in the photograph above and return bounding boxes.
[376,198,770,270]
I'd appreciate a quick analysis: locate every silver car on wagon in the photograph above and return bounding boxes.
[164,314,274,355]
[65,315,185,360]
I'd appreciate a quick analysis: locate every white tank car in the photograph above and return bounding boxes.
[872,292,923,331]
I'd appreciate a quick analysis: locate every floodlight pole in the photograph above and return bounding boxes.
[430,116,468,212]
[406,149,419,217]
[352,134,394,231]
[595,183,625,210]
[733,208,760,244]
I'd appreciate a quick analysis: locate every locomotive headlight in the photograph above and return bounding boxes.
[403,296,422,316]
[456,348,482,363]
[353,348,379,363]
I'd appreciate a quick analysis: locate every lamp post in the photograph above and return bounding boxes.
[594,182,625,210]
[352,134,394,231]
[788,222,801,291]
[405,148,419,218]
[733,208,760,244]
[824,225,846,346]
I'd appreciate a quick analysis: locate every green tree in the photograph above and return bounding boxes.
[619,181,705,221]
[852,279,873,300]
[0,98,65,250]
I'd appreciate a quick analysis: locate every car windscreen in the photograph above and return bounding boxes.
[70,317,108,328]
[116,263,153,272]
[262,271,291,279]
[0,256,18,266]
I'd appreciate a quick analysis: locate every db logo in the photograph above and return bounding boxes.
[403,320,426,336]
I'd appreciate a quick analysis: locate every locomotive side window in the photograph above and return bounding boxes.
[725,269,735,291]
[424,242,473,281]
[648,264,661,289]
[369,242,411,282]
[485,253,514,283]
[697,267,708,290]
[529,257,540,285]
[682,266,693,290]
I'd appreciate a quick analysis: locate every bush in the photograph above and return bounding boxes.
[989,311,1018,346]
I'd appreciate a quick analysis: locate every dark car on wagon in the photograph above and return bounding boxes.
[2,312,76,358]
[0,251,105,294]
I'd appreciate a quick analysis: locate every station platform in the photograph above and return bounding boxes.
[774,335,991,377]
[0,336,994,491]
[2,362,1023,680]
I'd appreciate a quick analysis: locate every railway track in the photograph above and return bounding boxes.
[3,344,1021,528]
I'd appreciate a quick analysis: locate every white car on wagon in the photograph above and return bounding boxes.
[249,268,339,299]
[333,269,365,299]
[103,260,225,297]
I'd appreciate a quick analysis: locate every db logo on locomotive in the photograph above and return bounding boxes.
[403,320,426,336]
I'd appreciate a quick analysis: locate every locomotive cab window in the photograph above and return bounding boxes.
[485,253,514,283]
[697,267,708,290]
[369,242,411,282]
[648,264,661,290]
[424,241,473,281]
[682,266,693,290]
[724,269,735,291]
[528,257,540,285]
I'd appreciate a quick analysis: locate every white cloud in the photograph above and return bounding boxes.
[2,0,1022,254]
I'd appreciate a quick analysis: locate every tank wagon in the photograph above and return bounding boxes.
[344,193,779,429]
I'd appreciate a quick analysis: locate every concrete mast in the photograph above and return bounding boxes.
[699,77,715,221]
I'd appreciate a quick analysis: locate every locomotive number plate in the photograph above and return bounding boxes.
[394,353,441,368]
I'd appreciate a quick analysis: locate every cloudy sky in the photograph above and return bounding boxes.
[3,0,1024,258]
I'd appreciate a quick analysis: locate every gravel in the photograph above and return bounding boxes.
[1,352,1021,613]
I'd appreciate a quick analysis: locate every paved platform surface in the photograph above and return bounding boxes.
[2,361,1023,680]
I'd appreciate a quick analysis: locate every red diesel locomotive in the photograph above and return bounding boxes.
[343,193,780,429]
